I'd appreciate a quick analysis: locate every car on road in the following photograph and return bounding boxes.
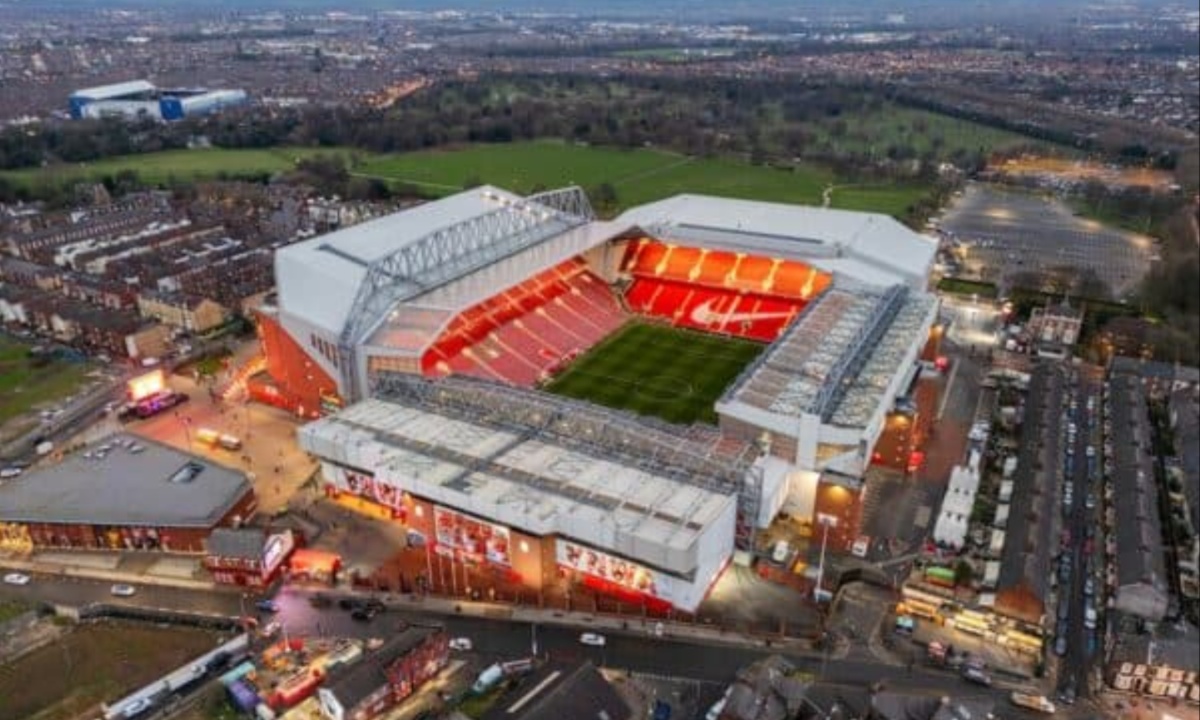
[1057,601,1070,621]
[3,572,30,586]
[1084,577,1095,596]
[579,632,607,647]
[1010,692,1057,715]
[1084,606,1098,630]
[0,467,22,479]
[309,594,333,608]
[1054,636,1068,657]
[1086,493,1097,510]
[255,599,279,613]
[261,620,282,638]
[351,605,380,622]
[961,666,993,687]
[449,637,473,651]
[110,583,136,597]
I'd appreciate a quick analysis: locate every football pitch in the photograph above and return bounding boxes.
[543,322,763,425]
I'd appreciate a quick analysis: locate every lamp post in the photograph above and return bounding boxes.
[814,512,839,604]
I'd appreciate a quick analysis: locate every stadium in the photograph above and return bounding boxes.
[254,186,939,611]
[68,80,248,121]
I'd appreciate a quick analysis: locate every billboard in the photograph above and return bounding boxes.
[433,507,511,566]
[557,540,659,598]
[127,369,165,401]
[343,470,401,509]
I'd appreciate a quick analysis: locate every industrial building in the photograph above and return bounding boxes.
[69,80,247,121]
[265,186,939,609]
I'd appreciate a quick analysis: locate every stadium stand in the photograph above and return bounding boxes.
[421,258,625,385]
[621,239,831,342]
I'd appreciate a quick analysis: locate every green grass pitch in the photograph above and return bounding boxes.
[543,321,763,425]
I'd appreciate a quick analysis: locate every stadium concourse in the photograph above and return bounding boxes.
[251,185,940,613]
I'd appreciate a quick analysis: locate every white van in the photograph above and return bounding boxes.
[771,540,790,564]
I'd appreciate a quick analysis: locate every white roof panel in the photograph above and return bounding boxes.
[275,186,525,335]
[618,194,936,289]
[297,398,738,576]
[72,79,157,100]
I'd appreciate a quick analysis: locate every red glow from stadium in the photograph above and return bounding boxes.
[127,369,165,401]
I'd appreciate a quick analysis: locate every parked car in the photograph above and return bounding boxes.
[309,594,333,608]
[261,620,282,638]
[1084,577,1095,596]
[1058,681,1077,706]
[1084,606,1098,630]
[0,467,22,479]
[579,633,607,647]
[110,583,137,597]
[1054,636,1068,656]
[255,599,279,613]
[3,572,30,586]
[351,605,379,622]
[449,637,474,651]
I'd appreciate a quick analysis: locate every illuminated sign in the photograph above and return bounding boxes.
[262,530,295,576]
[434,507,511,566]
[557,540,659,598]
[127,369,165,401]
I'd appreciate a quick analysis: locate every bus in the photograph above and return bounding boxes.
[924,566,956,588]
[196,428,243,451]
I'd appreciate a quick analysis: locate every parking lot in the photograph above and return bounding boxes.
[940,183,1155,299]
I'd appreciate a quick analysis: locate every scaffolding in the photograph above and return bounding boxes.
[372,372,756,489]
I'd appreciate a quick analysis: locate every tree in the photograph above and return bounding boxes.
[590,182,618,212]
[954,559,974,587]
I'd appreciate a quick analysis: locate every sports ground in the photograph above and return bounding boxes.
[543,321,763,425]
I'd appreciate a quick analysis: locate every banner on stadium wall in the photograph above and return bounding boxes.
[341,469,401,509]
[433,507,512,566]
[556,540,660,598]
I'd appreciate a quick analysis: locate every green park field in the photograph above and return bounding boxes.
[4,141,930,219]
[356,141,929,217]
[0,338,92,428]
[0,146,355,187]
[543,322,763,425]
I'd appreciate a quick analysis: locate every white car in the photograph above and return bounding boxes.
[0,467,22,479]
[261,620,282,638]
[579,632,607,647]
[110,583,137,597]
[449,637,473,651]
[851,537,870,558]
[3,572,31,586]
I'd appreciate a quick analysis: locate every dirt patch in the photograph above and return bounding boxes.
[0,620,225,720]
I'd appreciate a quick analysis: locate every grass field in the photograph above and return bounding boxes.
[358,141,930,217]
[4,140,932,219]
[0,622,223,720]
[543,321,762,425]
[809,103,1055,158]
[0,146,358,187]
[0,338,93,427]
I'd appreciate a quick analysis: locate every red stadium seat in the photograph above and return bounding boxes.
[421,259,627,386]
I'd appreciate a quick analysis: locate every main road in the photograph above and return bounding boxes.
[1,575,1065,718]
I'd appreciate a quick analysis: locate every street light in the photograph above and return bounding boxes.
[814,512,839,604]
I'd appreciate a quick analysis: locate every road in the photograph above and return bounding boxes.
[1054,370,1105,706]
[0,575,1072,719]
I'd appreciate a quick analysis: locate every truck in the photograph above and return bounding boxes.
[924,566,956,588]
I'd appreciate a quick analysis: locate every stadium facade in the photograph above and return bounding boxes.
[69,80,248,121]
[263,186,938,611]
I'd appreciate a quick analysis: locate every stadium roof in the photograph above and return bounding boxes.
[718,286,936,430]
[617,194,936,290]
[276,185,534,335]
[366,219,630,352]
[71,80,157,100]
[0,434,251,528]
[298,396,738,578]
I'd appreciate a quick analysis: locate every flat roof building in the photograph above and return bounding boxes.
[0,434,255,554]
